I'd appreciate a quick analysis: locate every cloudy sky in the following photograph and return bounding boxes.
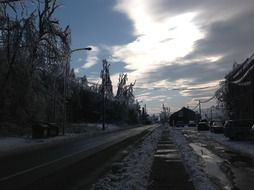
[56,0,254,113]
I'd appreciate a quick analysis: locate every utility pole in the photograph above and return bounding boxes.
[102,73,105,131]
[198,100,201,120]
[210,106,213,121]
[63,52,68,135]
[101,59,111,130]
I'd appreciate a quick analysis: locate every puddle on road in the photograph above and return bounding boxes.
[154,153,181,160]
[184,129,254,190]
[190,143,233,190]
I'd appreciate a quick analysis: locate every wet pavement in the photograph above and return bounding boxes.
[148,128,195,190]
[190,142,232,190]
[183,128,254,190]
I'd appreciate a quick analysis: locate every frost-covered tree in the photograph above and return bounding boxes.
[100,59,113,99]
[0,0,71,128]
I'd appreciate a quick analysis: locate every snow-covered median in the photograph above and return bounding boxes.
[91,126,162,190]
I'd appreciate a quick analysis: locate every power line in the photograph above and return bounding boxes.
[199,95,215,103]
[192,104,199,111]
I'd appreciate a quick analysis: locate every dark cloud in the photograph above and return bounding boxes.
[192,9,254,59]
[144,61,225,85]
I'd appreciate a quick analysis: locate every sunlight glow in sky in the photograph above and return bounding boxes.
[109,0,205,112]
[112,5,203,72]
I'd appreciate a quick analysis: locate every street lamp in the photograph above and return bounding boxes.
[70,47,92,53]
[62,46,92,135]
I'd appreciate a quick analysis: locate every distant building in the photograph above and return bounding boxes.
[224,53,254,120]
[169,107,197,126]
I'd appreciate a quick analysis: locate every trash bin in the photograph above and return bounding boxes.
[47,123,59,137]
[32,123,49,138]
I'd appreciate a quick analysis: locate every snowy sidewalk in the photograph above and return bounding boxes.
[148,127,195,190]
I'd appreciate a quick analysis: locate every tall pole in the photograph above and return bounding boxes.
[102,75,105,131]
[63,55,68,135]
[198,100,201,120]
[210,106,213,121]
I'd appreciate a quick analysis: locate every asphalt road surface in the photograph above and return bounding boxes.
[0,125,157,190]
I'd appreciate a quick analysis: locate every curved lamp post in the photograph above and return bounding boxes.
[62,47,92,135]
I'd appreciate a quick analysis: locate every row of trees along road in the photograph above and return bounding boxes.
[0,0,141,136]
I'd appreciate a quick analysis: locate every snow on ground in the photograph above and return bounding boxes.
[169,127,219,190]
[0,123,123,157]
[203,131,254,158]
[67,123,124,134]
[91,127,162,190]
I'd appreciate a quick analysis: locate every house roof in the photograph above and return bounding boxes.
[171,107,195,117]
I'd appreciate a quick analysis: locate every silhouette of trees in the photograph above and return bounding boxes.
[215,54,254,120]
[0,1,141,135]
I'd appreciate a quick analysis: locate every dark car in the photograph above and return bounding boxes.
[176,121,185,127]
[197,122,209,131]
[210,121,224,133]
[224,120,254,140]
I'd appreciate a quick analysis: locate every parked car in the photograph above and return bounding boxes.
[188,120,196,127]
[249,124,254,138]
[176,121,185,127]
[210,121,224,133]
[197,122,209,131]
[224,120,254,140]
